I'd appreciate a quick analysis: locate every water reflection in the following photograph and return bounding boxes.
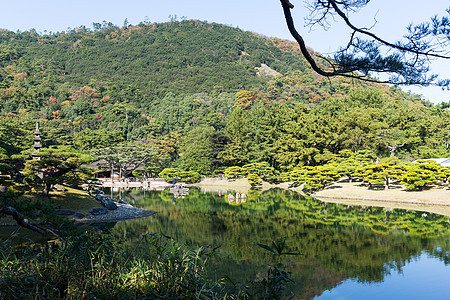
[107,187,450,299]
[316,252,450,299]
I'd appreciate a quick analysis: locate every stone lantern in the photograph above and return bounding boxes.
[32,121,42,160]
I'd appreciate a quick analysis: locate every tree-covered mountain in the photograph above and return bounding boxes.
[0,19,448,177]
[0,20,312,102]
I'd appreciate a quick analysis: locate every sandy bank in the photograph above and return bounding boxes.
[100,179,171,190]
[194,178,450,216]
[193,177,291,193]
[314,182,450,216]
[314,182,450,205]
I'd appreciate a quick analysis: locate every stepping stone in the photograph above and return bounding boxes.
[56,209,75,215]
[89,208,109,215]
[72,212,85,219]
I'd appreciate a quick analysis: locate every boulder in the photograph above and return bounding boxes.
[110,198,128,205]
[72,212,85,219]
[94,194,118,210]
[89,208,108,215]
[56,209,75,215]
[94,194,108,201]
[100,197,118,210]
[92,188,104,195]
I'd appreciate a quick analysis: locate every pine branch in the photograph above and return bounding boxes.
[0,202,65,242]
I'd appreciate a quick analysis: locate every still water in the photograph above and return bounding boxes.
[107,187,450,299]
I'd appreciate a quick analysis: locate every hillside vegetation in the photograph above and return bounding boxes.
[0,20,449,181]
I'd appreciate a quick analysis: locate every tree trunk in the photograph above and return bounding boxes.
[43,182,52,196]
[390,147,396,157]
[110,166,114,183]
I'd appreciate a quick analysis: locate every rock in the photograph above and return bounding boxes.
[94,194,118,210]
[255,63,281,77]
[72,212,85,219]
[95,194,108,201]
[101,198,118,210]
[93,188,104,195]
[56,209,75,215]
[109,198,128,205]
[102,199,117,210]
[90,208,108,215]
[54,184,66,191]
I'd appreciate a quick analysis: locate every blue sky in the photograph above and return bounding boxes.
[1,0,449,103]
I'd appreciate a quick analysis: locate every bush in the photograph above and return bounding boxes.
[177,170,201,183]
[224,166,243,179]
[158,168,180,181]
[247,173,262,186]
[158,168,201,183]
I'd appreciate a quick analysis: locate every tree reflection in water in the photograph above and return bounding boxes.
[109,187,450,299]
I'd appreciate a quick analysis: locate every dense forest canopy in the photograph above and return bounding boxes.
[0,19,448,182]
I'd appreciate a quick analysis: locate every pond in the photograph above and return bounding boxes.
[106,187,450,299]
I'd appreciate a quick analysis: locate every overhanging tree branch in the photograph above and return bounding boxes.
[327,0,450,59]
[279,0,450,87]
[280,0,354,77]
[0,202,65,242]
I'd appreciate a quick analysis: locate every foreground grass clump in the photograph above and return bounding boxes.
[0,231,294,299]
[0,232,224,299]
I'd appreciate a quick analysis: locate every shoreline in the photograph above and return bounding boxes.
[314,181,450,205]
[313,181,450,216]
[3,178,449,227]
[194,178,450,216]
[74,202,156,223]
[0,202,156,227]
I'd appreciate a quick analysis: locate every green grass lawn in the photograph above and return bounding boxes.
[47,186,102,214]
[11,184,102,215]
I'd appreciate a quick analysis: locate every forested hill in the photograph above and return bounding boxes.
[0,19,418,112]
[0,20,314,100]
[0,20,449,176]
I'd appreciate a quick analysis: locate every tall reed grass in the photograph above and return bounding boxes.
[0,231,294,299]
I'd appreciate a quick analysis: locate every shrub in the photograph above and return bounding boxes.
[224,166,243,179]
[247,173,262,186]
[158,168,201,183]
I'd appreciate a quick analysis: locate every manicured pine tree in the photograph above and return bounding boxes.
[399,161,439,190]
